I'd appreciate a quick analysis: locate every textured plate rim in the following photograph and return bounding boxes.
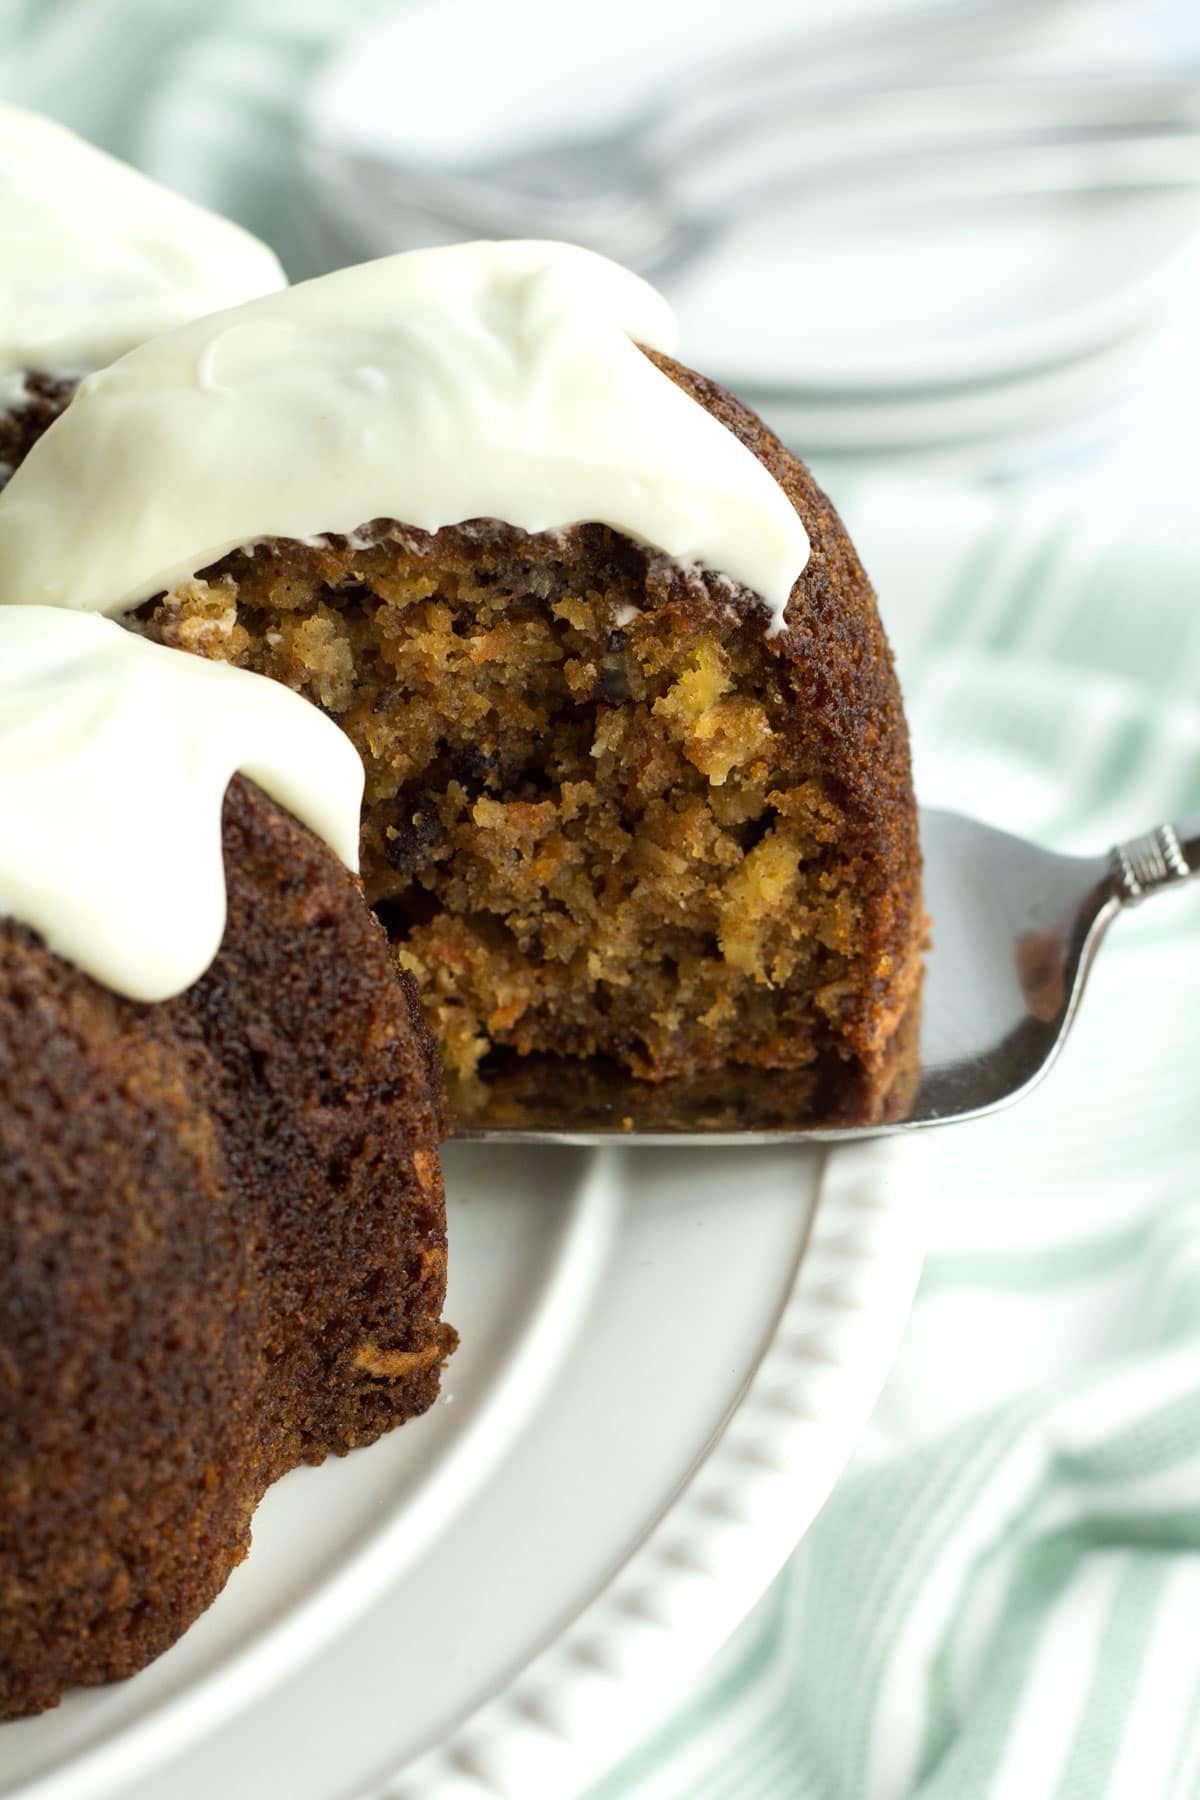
[362,1136,933,1800]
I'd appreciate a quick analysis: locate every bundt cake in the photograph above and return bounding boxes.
[0,240,922,1117]
[0,610,453,1721]
[0,106,284,488]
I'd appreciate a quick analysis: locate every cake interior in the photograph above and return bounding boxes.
[136,520,902,1096]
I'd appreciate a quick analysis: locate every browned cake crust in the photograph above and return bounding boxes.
[647,352,923,1061]
[0,777,454,1721]
[0,372,75,490]
[135,352,922,1105]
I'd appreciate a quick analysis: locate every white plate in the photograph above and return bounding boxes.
[307,6,1200,399]
[753,310,1197,464]
[0,1137,929,1800]
[667,189,1200,395]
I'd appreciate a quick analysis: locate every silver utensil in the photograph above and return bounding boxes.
[448,807,1199,1144]
[300,0,1079,268]
[303,63,1200,281]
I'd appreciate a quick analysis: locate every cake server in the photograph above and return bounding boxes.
[447,806,1199,1143]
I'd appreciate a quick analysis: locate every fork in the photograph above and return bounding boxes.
[447,807,1199,1143]
[304,53,1200,280]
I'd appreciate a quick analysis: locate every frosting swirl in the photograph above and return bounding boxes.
[0,240,809,631]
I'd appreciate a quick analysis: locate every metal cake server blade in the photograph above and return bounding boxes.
[447,806,1199,1144]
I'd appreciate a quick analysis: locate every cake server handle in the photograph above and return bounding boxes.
[1109,814,1200,907]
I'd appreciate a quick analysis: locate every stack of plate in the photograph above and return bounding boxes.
[300,0,1200,475]
[664,182,1200,473]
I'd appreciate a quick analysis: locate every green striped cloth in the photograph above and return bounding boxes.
[4,10,1200,1794]
[586,473,1200,1798]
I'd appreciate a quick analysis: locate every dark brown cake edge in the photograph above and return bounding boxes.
[646,349,924,1068]
[0,373,77,491]
[0,777,454,1720]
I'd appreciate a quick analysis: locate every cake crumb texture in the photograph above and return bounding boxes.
[135,351,922,1098]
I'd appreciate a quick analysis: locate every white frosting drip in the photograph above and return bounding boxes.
[0,608,363,1002]
[0,240,809,631]
[0,106,285,381]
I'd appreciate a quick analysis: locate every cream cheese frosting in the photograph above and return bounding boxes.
[0,608,363,1002]
[0,240,809,631]
[0,106,285,383]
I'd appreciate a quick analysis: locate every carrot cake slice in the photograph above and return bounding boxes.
[0,240,922,1116]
